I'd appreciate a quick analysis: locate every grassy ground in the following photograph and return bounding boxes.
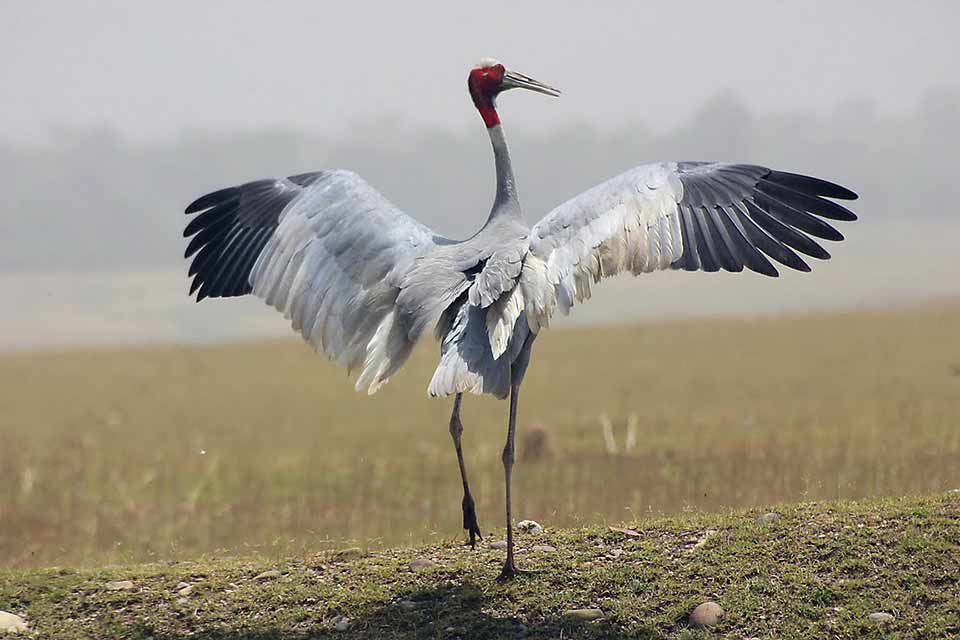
[2,302,960,568]
[1,492,958,639]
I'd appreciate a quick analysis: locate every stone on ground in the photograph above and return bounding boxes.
[562,608,604,621]
[332,614,350,631]
[532,544,556,553]
[489,540,508,550]
[868,612,894,624]
[408,558,437,572]
[517,520,543,534]
[105,580,134,591]
[756,512,781,524]
[689,601,724,627]
[0,611,28,634]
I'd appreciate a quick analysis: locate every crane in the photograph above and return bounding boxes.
[182,58,858,581]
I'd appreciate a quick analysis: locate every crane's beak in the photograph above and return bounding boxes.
[502,69,561,97]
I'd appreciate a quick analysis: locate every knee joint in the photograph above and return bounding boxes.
[501,445,514,467]
[449,415,463,438]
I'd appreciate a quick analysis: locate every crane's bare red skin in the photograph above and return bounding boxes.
[468,64,506,128]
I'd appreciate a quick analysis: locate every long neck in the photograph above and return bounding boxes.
[487,123,520,219]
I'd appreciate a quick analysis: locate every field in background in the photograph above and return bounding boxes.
[2,302,959,568]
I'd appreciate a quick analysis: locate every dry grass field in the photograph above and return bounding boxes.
[2,302,959,569]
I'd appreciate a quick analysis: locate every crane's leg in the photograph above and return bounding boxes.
[496,333,536,582]
[450,393,482,547]
[497,379,522,581]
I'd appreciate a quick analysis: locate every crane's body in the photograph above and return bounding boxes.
[183,58,858,580]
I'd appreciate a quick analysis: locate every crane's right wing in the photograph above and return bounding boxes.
[522,162,858,331]
[184,169,451,393]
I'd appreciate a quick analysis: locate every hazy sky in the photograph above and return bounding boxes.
[3,1,958,143]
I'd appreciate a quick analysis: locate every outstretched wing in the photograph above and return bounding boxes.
[184,169,448,393]
[522,162,858,331]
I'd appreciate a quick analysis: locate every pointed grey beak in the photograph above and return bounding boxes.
[503,69,561,97]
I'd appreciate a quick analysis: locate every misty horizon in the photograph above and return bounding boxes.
[1,1,957,350]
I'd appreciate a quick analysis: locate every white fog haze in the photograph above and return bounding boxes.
[1,1,957,349]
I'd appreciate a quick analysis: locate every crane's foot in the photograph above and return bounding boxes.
[462,494,483,548]
[496,558,524,582]
[496,563,537,582]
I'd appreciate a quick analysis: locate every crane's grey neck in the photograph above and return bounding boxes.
[487,124,520,221]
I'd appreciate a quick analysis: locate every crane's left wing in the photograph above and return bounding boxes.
[184,169,452,393]
[522,162,858,331]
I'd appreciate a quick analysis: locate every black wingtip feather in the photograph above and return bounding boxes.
[185,186,241,214]
[182,174,323,302]
[766,171,859,201]
[758,179,858,222]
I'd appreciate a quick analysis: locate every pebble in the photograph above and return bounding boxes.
[517,520,543,534]
[489,540,508,550]
[689,601,724,627]
[562,608,604,621]
[253,570,282,581]
[177,584,194,597]
[756,512,781,524]
[608,526,641,538]
[532,544,556,553]
[332,615,350,631]
[408,558,437,572]
[0,611,28,634]
[867,612,894,624]
[105,580,134,591]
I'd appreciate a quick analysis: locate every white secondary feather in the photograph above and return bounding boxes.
[524,162,686,330]
[246,171,444,394]
[485,283,525,360]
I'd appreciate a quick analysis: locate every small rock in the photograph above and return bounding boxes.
[562,608,604,621]
[532,544,556,553]
[253,570,282,581]
[867,612,894,624]
[408,558,437,572]
[105,580,134,591]
[689,601,724,627]
[489,540,508,550]
[176,581,191,590]
[517,520,543,534]
[0,611,28,634]
[332,614,350,631]
[176,597,189,606]
[608,526,641,538]
[756,512,781,524]
[177,584,194,597]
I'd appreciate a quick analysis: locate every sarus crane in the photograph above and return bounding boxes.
[182,58,858,581]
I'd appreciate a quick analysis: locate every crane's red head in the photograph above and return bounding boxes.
[468,58,560,129]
